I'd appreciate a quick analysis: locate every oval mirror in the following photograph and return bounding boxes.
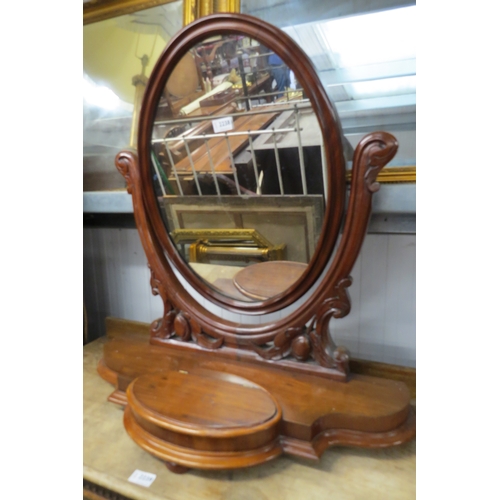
[138,14,345,313]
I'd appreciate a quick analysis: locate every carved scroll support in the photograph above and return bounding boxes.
[116,151,178,340]
[149,264,225,348]
[116,152,228,350]
[149,265,176,339]
[116,145,347,372]
[335,131,399,276]
[299,131,398,372]
[248,327,304,362]
[308,277,352,375]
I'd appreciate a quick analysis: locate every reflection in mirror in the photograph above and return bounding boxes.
[151,34,328,302]
[83,1,183,191]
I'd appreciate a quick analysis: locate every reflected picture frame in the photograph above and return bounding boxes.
[84,0,181,25]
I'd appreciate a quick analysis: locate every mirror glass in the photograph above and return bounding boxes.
[150,34,329,302]
[83,1,183,191]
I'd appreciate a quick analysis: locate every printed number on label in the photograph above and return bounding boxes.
[212,116,234,133]
[128,469,156,487]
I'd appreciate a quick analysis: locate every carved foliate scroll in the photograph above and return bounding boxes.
[149,266,176,339]
[150,278,225,349]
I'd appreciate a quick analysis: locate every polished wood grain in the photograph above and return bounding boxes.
[86,337,416,498]
[124,405,283,470]
[350,358,416,400]
[108,389,128,406]
[97,358,118,386]
[233,261,308,300]
[128,371,279,432]
[102,334,412,432]
[123,369,284,470]
[98,330,415,471]
[106,317,416,397]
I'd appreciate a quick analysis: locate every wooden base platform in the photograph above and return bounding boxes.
[98,328,416,473]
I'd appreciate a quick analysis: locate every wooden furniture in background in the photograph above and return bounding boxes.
[172,111,277,175]
[162,52,205,117]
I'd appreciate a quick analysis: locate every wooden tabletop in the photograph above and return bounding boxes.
[84,337,415,500]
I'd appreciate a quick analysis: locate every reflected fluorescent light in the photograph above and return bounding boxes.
[319,6,416,68]
[83,76,121,110]
[346,75,416,100]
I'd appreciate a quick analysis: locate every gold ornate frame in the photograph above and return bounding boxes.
[84,1,176,25]
[346,166,416,184]
[171,228,286,263]
[84,0,241,26]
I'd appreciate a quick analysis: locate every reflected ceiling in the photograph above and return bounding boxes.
[83,0,416,177]
[242,0,416,142]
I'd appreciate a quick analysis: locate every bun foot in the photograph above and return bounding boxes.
[165,461,190,474]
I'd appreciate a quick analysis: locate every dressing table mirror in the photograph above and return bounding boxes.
[98,13,416,474]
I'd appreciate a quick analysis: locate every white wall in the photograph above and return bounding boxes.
[83,227,415,367]
[330,233,416,367]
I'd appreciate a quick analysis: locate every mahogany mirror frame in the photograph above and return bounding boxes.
[138,13,345,313]
[117,12,398,377]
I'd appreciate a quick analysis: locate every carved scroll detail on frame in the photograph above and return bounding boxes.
[189,317,225,349]
[249,327,303,361]
[149,282,225,348]
[308,277,353,374]
[149,265,176,339]
[115,150,225,349]
[357,133,399,194]
[115,151,135,194]
[249,329,314,364]
[247,318,348,376]
[147,231,351,373]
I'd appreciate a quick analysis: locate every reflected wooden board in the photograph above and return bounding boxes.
[173,112,278,175]
[233,261,308,300]
[160,103,239,167]
[84,337,416,499]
